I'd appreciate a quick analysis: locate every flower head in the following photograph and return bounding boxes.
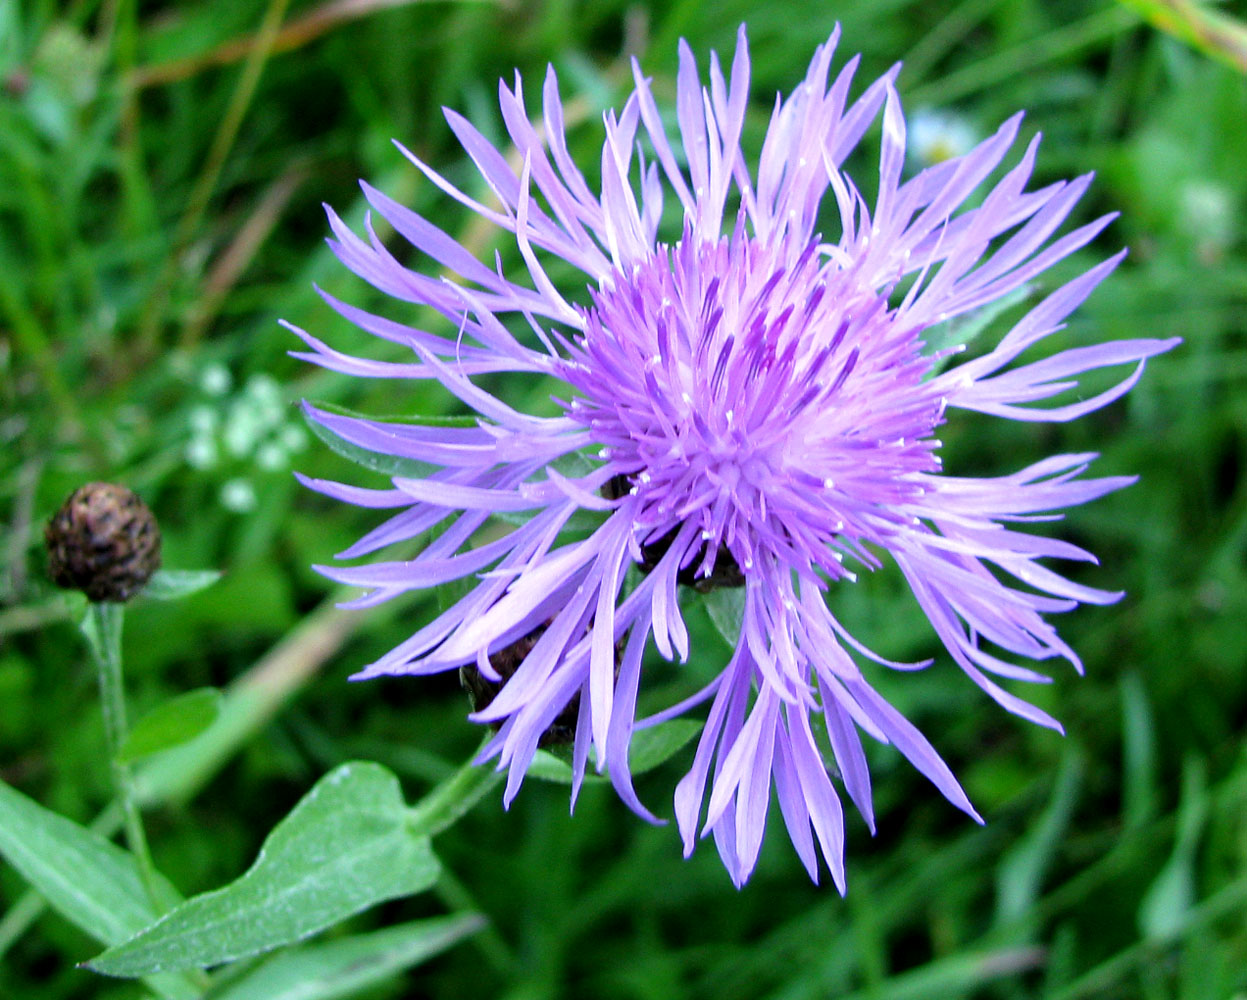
[290,27,1178,888]
[46,482,162,603]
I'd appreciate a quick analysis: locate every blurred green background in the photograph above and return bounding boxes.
[2,0,1245,997]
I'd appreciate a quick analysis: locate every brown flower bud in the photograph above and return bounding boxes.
[602,473,745,593]
[460,621,622,748]
[45,483,162,603]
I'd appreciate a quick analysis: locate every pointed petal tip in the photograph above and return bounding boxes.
[348,662,390,682]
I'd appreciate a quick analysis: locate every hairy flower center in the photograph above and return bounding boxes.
[561,227,944,579]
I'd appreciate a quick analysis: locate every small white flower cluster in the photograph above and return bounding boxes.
[1177,180,1235,263]
[908,108,978,166]
[184,366,307,512]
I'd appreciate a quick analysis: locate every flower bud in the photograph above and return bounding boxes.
[45,483,161,603]
[460,622,624,747]
[460,625,582,746]
[602,474,744,592]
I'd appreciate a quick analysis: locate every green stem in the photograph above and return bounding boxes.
[0,593,399,962]
[83,602,164,913]
[434,866,515,976]
[0,892,46,958]
[407,739,503,840]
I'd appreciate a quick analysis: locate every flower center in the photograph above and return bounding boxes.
[560,226,944,580]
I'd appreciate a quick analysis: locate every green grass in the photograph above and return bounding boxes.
[2,0,1246,998]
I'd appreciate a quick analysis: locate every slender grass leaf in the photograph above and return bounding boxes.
[1116,0,1247,74]
[0,778,194,999]
[210,913,485,1000]
[836,946,1045,1000]
[118,688,222,764]
[994,747,1084,925]
[1139,755,1208,940]
[1120,671,1158,830]
[142,570,223,602]
[89,762,439,976]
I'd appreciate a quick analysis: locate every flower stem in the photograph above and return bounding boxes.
[83,602,164,912]
[407,738,503,839]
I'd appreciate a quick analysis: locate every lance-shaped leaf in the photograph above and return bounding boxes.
[90,762,439,976]
[142,570,223,602]
[210,913,485,1000]
[0,778,194,999]
[303,400,475,479]
[119,688,222,763]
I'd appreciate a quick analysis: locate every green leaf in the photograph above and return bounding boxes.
[142,569,223,602]
[307,404,610,533]
[90,762,440,976]
[304,400,474,480]
[210,914,485,1000]
[0,778,178,943]
[527,719,703,785]
[628,719,703,773]
[1120,671,1159,830]
[705,588,745,648]
[994,747,1084,926]
[492,506,608,532]
[0,778,194,999]
[526,749,604,785]
[921,283,1034,370]
[1115,0,1247,76]
[118,688,222,764]
[312,400,480,429]
[1139,755,1209,941]
[479,444,611,532]
[550,447,601,479]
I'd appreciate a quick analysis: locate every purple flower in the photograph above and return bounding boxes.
[290,26,1178,888]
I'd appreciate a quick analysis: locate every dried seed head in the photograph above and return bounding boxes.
[45,482,162,603]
